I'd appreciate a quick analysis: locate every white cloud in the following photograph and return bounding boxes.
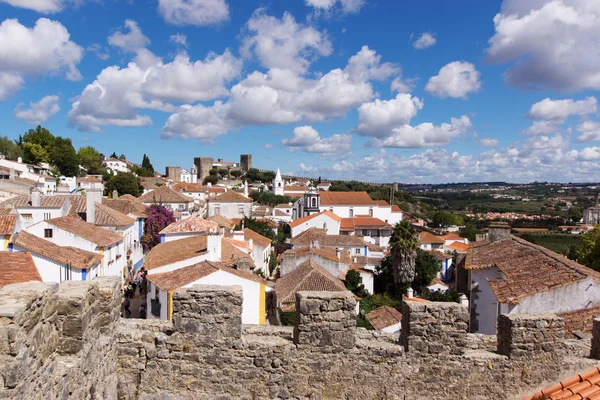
[305,0,365,14]
[170,33,188,48]
[0,18,83,98]
[161,46,393,140]
[390,76,414,93]
[0,0,67,13]
[15,95,60,124]
[425,61,481,99]
[108,20,150,53]
[87,44,110,60]
[577,146,600,161]
[158,0,229,27]
[479,137,499,147]
[521,120,563,135]
[69,49,241,131]
[527,97,597,121]
[263,143,273,149]
[282,125,352,155]
[367,115,472,148]
[576,121,600,142]
[412,32,436,49]
[0,72,24,100]
[355,93,424,138]
[161,102,231,142]
[487,0,600,91]
[240,10,332,74]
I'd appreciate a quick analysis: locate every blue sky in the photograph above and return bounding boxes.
[1,0,599,183]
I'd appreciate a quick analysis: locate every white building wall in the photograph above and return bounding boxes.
[163,232,202,243]
[208,202,251,219]
[146,254,210,275]
[470,267,505,335]
[512,278,600,315]
[319,205,372,218]
[193,270,262,324]
[360,271,374,294]
[381,322,402,334]
[146,282,169,321]
[290,214,341,237]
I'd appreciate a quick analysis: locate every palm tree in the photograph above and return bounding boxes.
[389,220,419,284]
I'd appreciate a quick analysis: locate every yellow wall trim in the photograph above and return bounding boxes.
[168,290,174,321]
[259,283,266,325]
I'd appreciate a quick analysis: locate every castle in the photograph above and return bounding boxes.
[1,278,599,399]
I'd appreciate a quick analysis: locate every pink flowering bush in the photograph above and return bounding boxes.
[141,204,175,251]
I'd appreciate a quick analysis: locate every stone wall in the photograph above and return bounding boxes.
[2,280,600,399]
[0,277,121,399]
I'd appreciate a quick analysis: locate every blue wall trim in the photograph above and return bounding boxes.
[82,268,87,281]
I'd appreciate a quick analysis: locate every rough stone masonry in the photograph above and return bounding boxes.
[0,278,599,399]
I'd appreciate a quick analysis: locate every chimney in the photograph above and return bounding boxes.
[459,294,469,307]
[407,287,414,299]
[112,189,118,199]
[280,251,297,277]
[17,157,22,163]
[335,247,340,259]
[86,188,102,224]
[31,188,40,207]
[207,233,222,262]
[488,222,511,242]
[9,167,14,180]
[248,238,253,251]
[243,180,248,197]
[236,257,252,272]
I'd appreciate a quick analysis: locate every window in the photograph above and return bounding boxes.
[311,198,316,207]
[215,206,221,214]
[362,229,368,236]
[369,208,373,217]
[44,228,53,238]
[355,248,361,255]
[178,204,185,211]
[43,212,51,220]
[349,208,354,218]
[238,206,244,214]
[60,264,72,282]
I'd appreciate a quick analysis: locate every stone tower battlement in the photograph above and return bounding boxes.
[0,278,598,399]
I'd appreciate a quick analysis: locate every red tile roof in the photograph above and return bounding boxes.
[290,227,368,247]
[4,194,67,209]
[419,232,445,244]
[320,191,375,206]
[47,216,123,247]
[0,252,41,288]
[289,210,341,228]
[14,231,102,270]
[426,250,453,261]
[366,306,402,330]
[524,366,600,400]
[147,260,265,292]
[139,184,193,204]
[440,233,464,241]
[102,197,147,218]
[446,242,469,252]
[374,200,389,206]
[145,235,208,271]
[467,236,600,304]
[0,215,16,235]
[274,259,347,304]
[159,216,219,235]
[210,191,252,203]
[340,217,392,230]
[94,203,135,226]
[207,214,236,230]
[244,228,272,249]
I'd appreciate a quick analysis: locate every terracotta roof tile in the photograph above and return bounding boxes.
[210,190,253,203]
[94,203,135,226]
[160,216,219,235]
[77,176,102,183]
[282,245,353,265]
[320,191,375,206]
[440,233,464,241]
[274,259,348,304]
[0,215,16,235]
[391,205,403,212]
[446,242,469,252]
[0,252,41,288]
[290,228,368,247]
[524,367,600,400]
[244,228,272,248]
[3,194,67,209]
[139,184,193,204]
[366,306,402,330]
[207,214,236,230]
[102,197,147,218]
[425,250,453,261]
[14,231,102,270]
[557,306,600,337]
[341,216,392,229]
[419,231,445,244]
[374,200,389,206]
[47,216,123,247]
[145,235,208,271]
[467,235,600,304]
[289,211,341,228]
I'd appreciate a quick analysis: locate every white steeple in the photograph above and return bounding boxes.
[273,167,284,196]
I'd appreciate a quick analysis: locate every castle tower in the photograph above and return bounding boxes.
[273,168,284,196]
[303,185,320,217]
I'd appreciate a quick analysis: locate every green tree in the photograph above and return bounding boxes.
[218,168,228,178]
[110,152,118,159]
[231,170,242,179]
[105,172,142,197]
[431,211,460,229]
[0,136,23,160]
[574,226,600,271]
[389,220,419,284]
[344,269,369,298]
[568,206,583,222]
[250,192,294,207]
[235,217,283,243]
[51,137,79,177]
[459,223,480,242]
[118,154,127,161]
[22,125,55,164]
[141,154,154,174]
[208,168,218,176]
[412,249,440,289]
[203,175,219,185]
[78,146,104,175]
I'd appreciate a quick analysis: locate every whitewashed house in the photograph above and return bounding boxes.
[0,215,17,251]
[339,216,393,248]
[207,190,252,220]
[365,306,402,334]
[289,211,341,237]
[159,216,219,243]
[146,260,267,324]
[102,158,129,174]
[77,176,104,192]
[0,252,42,288]
[139,184,194,218]
[13,231,102,283]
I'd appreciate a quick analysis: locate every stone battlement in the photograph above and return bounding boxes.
[0,279,599,399]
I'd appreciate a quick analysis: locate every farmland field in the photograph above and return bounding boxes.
[517,233,580,255]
